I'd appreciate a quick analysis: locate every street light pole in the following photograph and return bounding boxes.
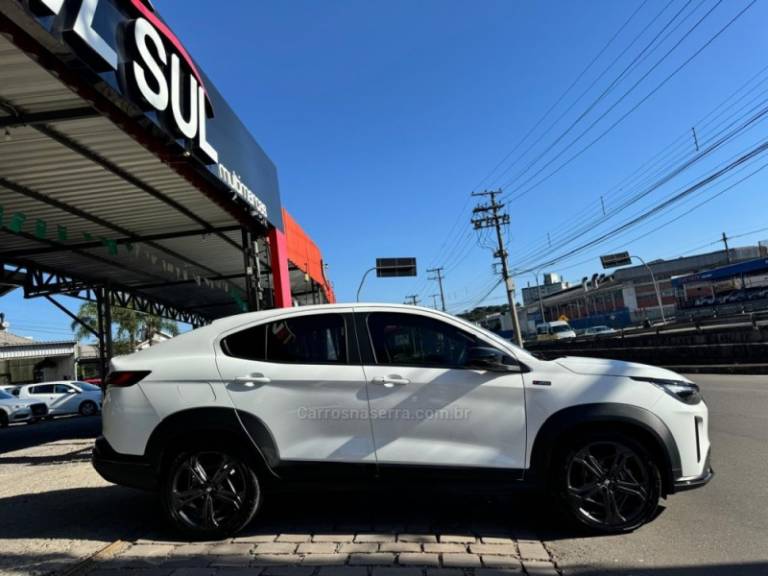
[631,255,666,324]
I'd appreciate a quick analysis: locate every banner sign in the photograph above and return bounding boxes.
[19,0,282,230]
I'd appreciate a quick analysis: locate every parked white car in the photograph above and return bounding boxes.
[0,388,48,427]
[536,320,577,340]
[12,381,102,417]
[94,304,712,538]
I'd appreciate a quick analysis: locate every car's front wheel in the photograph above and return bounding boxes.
[556,433,661,533]
[162,446,261,539]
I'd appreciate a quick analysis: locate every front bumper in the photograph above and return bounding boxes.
[92,436,157,491]
[673,449,713,492]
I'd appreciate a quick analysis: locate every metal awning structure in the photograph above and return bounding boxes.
[0,29,263,323]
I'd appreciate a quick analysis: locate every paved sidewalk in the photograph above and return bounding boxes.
[87,531,559,576]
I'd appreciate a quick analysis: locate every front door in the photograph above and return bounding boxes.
[215,310,376,465]
[357,309,527,471]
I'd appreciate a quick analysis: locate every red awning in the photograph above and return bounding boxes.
[282,209,335,303]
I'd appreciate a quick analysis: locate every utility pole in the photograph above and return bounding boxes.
[430,294,440,309]
[722,232,731,263]
[404,294,420,306]
[471,189,524,347]
[427,267,446,311]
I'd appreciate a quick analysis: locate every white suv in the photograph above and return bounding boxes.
[93,304,712,538]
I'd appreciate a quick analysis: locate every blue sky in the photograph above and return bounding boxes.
[4,0,768,340]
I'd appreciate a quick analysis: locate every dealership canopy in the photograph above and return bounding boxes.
[0,0,334,333]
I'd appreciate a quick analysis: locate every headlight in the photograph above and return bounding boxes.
[631,376,702,405]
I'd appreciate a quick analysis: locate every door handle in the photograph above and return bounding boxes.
[371,375,410,388]
[234,374,271,387]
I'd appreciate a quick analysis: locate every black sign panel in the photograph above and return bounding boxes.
[600,251,632,269]
[20,0,283,230]
[376,258,417,278]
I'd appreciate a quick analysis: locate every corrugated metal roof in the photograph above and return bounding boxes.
[0,33,252,320]
[0,341,75,359]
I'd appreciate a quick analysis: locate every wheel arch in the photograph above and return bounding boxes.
[144,407,280,478]
[528,403,682,495]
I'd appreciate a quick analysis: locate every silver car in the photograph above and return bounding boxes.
[0,388,48,427]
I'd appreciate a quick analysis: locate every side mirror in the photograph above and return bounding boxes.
[466,347,521,373]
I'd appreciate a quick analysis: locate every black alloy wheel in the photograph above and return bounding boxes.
[163,448,261,538]
[560,435,660,533]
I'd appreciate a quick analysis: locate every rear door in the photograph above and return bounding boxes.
[357,309,527,471]
[28,384,58,412]
[215,310,376,465]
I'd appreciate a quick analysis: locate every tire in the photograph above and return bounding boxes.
[79,400,98,417]
[0,412,8,428]
[554,432,661,534]
[162,444,261,539]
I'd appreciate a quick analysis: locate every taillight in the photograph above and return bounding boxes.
[105,370,151,388]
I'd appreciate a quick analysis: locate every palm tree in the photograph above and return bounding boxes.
[71,302,179,354]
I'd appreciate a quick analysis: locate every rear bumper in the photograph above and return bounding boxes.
[673,449,713,492]
[92,436,157,491]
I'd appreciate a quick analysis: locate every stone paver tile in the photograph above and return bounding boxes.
[313,534,356,543]
[349,553,397,566]
[277,534,312,543]
[339,543,379,554]
[438,535,476,544]
[476,569,524,575]
[481,555,523,569]
[207,543,254,555]
[297,543,338,554]
[372,568,423,576]
[469,544,517,556]
[255,543,299,554]
[441,553,481,568]
[355,534,396,543]
[521,560,558,575]
[251,554,303,566]
[261,566,315,576]
[317,567,368,576]
[378,542,422,553]
[423,544,466,554]
[480,537,515,545]
[300,553,349,566]
[171,543,215,556]
[209,555,252,567]
[397,553,440,567]
[516,541,549,562]
[398,534,438,544]
[232,534,277,543]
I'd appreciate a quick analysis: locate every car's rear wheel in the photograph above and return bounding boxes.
[162,446,261,539]
[556,433,660,533]
[79,400,98,417]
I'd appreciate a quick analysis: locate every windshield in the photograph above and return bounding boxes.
[0,390,13,400]
[552,324,573,333]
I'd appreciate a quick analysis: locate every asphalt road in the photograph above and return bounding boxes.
[545,374,768,576]
[0,374,765,576]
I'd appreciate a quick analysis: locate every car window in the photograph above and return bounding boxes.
[266,314,347,364]
[78,382,101,391]
[222,314,348,365]
[367,312,478,368]
[54,384,74,394]
[0,390,12,400]
[222,325,267,361]
[30,384,54,394]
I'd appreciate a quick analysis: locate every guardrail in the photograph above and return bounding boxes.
[524,311,768,372]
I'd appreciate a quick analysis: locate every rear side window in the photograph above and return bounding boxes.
[31,384,54,394]
[223,314,348,365]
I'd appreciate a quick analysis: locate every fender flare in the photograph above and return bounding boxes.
[143,407,280,476]
[528,403,683,492]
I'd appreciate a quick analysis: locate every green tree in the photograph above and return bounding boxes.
[71,302,179,354]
